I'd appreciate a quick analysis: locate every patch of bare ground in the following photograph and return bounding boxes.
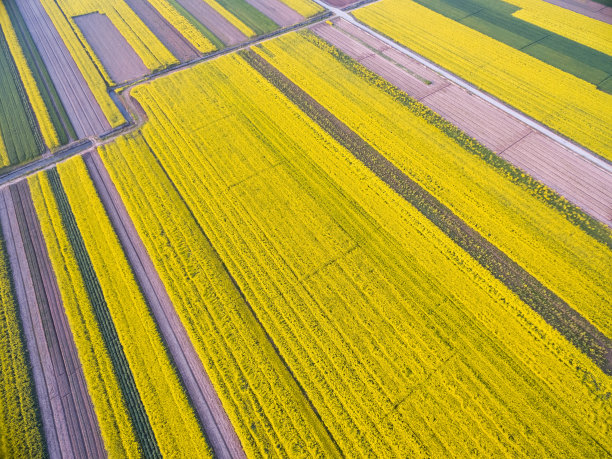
[83,151,245,459]
[501,132,612,225]
[176,0,247,46]
[124,0,200,62]
[0,183,105,458]
[311,18,612,228]
[74,13,149,84]
[15,0,111,138]
[244,0,304,27]
[543,0,612,23]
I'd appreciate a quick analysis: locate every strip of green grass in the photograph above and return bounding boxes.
[214,0,279,35]
[46,168,162,459]
[4,0,75,144]
[167,0,225,50]
[0,26,42,166]
[414,0,612,92]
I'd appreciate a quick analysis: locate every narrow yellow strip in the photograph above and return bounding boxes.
[0,2,59,149]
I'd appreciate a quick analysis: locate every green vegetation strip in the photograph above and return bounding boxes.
[3,0,75,144]
[167,0,225,49]
[303,30,612,249]
[241,47,612,376]
[413,0,612,91]
[0,223,46,458]
[46,168,161,458]
[0,25,43,166]
[214,0,279,34]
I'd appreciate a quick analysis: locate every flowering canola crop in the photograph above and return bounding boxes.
[353,0,612,160]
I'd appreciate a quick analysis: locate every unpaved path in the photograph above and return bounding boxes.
[15,0,111,137]
[0,184,105,459]
[84,151,246,459]
[312,18,612,227]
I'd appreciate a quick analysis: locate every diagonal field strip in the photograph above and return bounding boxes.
[45,168,162,458]
[241,48,612,376]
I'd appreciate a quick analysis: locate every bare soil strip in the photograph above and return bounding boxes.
[0,185,106,459]
[84,150,246,459]
[124,0,200,62]
[176,0,248,46]
[14,0,111,138]
[74,13,149,84]
[543,0,612,23]
[312,19,612,228]
[244,0,304,27]
[242,47,612,375]
[502,133,612,225]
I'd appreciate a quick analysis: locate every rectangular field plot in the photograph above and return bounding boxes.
[74,13,149,84]
[95,44,612,457]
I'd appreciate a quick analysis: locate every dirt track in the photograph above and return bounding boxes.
[312,18,612,227]
[84,151,245,459]
[15,0,111,138]
[124,0,200,62]
[244,0,304,27]
[74,13,148,84]
[0,184,105,459]
[177,0,248,46]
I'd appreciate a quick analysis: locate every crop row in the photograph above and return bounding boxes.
[2,0,75,146]
[0,24,43,167]
[0,1,58,150]
[99,134,337,457]
[352,0,612,160]
[56,157,211,457]
[506,0,612,55]
[146,0,217,53]
[37,0,124,127]
[0,223,45,458]
[30,161,211,457]
[117,49,611,455]
[255,30,612,339]
[55,0,178,82]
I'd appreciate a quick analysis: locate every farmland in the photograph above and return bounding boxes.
[0,0,611,457]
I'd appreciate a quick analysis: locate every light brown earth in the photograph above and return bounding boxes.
[84,151,246,459]
[312,18,612,227]
[244,0,304,27]
[15,0,111,138]
[74,13,149,84]
[176,0,248,46]
[501,133,612,225]
[543,0,612,23]
[0,183,105,459]
[124,0,201,62]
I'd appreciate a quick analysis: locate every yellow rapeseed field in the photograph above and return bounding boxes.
[55,0,177,78]
[280,0,324,18]
[38,0,124,127]
[203,0,256,37]
[353,0,612,160]
[0,1,59,149]
[101,51,612,456]
[146,0,216,53]
[256,31,612,339]
[100,134,338,457]
[0,227,45,458]
[506,0,612,55]
[29,172,141,458]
